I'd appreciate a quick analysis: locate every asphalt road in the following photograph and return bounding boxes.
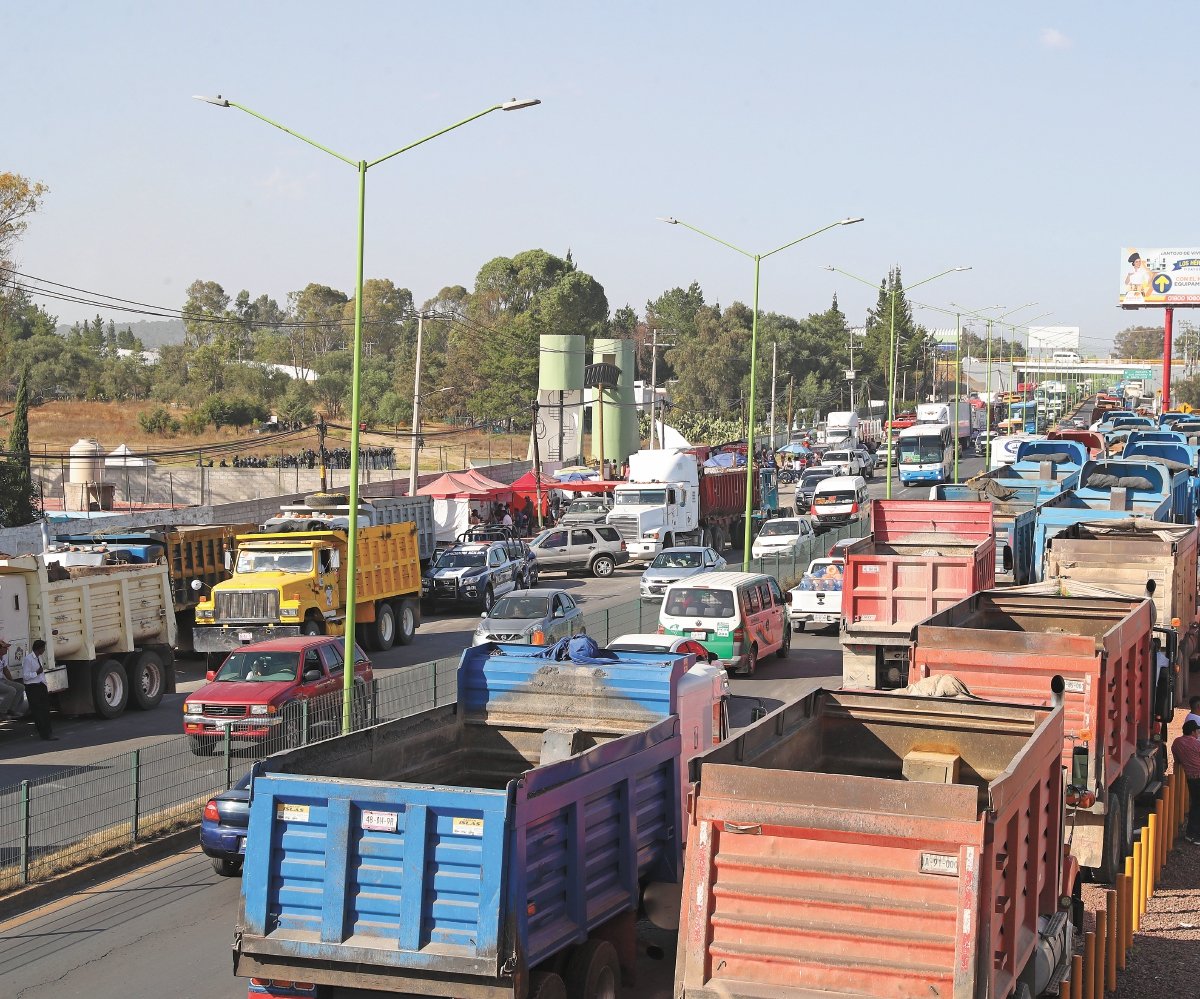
[0,453,992,999]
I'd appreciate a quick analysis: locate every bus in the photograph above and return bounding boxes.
[896,423,954,485]
[1004,400,1038,434]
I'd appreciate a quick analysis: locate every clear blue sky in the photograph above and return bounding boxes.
[6,1,1198,355]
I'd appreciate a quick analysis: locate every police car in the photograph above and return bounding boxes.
[421,541,520,612]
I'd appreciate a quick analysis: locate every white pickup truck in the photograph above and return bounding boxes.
[789,557,844,632]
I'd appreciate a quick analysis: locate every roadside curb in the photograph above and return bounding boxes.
[0,825,198,924]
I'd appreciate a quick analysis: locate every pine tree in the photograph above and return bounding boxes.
[0,369,37,526]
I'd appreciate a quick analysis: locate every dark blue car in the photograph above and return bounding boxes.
[200,772,251,876]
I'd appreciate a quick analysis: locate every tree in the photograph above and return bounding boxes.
[0,369,37,526]
[1114,324,1164,360]
[645,282,707,381]
[182,280,231,350]
[0,172,49,263]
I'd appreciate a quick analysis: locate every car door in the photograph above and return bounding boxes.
[299,647,334,702]
[536,529,569,571]
[569,528,597,571]
[767,578,788,645]
[556,593,583,636]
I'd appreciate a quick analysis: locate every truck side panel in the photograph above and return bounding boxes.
[352,522,422,616]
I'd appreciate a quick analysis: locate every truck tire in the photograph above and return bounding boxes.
[590,555,615,578]
[1110,778,1135,857]
[301,614,324,636]
[92,659,130,719]
[776,625,791,659]
[367,602,396,652]
[129,650,165,711]
[527,971,567,999]
[482,586,495,613]
[1098,790,1126,883]
[565,939,620,999]
[395,600,417,646]
[189,736,216,756]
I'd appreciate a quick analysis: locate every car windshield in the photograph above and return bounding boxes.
[824,452,849,462]
[569,500,608,512]
[435,551,486,569]
[815,491,856,505]
[900,437,945,463]
[235,550,314,574]
[758,521,800,537]
[215,651,300,682]
[650,551,702,569]
[489,595,552,619]
[665,588,735,618]
[800,470,834,488]
[614,489,667,506]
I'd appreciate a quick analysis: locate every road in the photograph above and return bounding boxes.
[0,452,990,998]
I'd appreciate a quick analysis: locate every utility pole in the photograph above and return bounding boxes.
[649,329,659,448]
[530,400,544,529]
[769,342,778,453]
[317,416,328,492]
[786,377,794,440]
[408,313,424,495]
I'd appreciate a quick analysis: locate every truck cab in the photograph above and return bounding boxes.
[608,450,701,560]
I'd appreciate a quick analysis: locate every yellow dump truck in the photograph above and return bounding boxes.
[191,523,422,656]
[0,556,177,718]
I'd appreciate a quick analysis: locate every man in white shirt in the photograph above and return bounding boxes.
[21,640,55,740]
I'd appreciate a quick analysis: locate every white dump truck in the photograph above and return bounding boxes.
[0,555,177,719]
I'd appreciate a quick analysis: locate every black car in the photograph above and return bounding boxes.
[421,541,520,612]
[795,467,839,511]
[200,772,251,876]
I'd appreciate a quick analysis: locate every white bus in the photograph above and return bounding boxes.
[897,423,954,485]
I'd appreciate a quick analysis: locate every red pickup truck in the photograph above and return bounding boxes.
[182,636,372,754]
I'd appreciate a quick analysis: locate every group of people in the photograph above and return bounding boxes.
[218,447,397,470]
[469,497,541,535]
[0,639,55,740]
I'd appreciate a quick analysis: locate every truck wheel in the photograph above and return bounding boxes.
[745,644,758,677]
[1110,778,1135,857]
[527,971,567,999]
[1098,790,1126,883]
[395,600,416,646]
[482,586,495,613]
[92,659,129,719]
[189,736,216,756]
[301,614,324,636]
[211,856,242,878]
[565,939,619,999]
[776,626,791,659]
[590,555,615,578]
[129,651,165,711]
[368,602,396,652]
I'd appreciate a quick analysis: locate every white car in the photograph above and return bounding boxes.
[751,516,816,560]
[820,449,866,477]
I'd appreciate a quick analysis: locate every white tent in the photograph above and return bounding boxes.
[105,443,156,467]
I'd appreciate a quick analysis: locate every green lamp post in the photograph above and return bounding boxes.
[822,265,970,496]
[657,216,864,570]
[195,93,540,733]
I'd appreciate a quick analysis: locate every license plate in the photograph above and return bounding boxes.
[237,837,246,854]
[238,631,253,642]
[690,631,707,639]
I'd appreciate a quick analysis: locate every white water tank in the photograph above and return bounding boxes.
[69,438,105,483]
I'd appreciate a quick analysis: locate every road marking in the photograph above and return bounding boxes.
[0,846,203,935]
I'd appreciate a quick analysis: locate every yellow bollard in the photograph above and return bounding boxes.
[1082,932,1095,999]
[1105,889,1118,991]
[1116,874,1129,970]
[1133,838,1144,926]
[1071,952,1084,999]
[1156,797,1167,870]
[1093,909,1106,999]
[1124,855,1135,952]
[1148,814,1158,897]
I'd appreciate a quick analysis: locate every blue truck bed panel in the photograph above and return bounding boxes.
[237,644,691,993]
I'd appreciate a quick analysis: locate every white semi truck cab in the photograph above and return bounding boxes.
[607,449,700,560]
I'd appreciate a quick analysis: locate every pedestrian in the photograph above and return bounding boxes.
[1185,695,1200,729]
[501,506,513,529]
[1171,719,1200,844]
[0,640,21,718]
[21,640,56,741]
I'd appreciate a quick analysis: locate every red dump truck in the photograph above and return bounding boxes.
[912,583,1170,881]
[677,689,1077,999]
[840,500,996,689]
[1046,518,1199,704]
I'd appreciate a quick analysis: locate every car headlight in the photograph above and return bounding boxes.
[250,704,269,716]
[184,702,202,715]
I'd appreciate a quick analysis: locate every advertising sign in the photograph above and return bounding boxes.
[1120,247,1200,307]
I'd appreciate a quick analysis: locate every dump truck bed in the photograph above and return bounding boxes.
[676,689,1065,999]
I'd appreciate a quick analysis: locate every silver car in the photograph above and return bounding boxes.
[640,546,726,599]
[471,589,584,646]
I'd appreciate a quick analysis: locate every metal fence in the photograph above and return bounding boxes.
[0,523,862,895]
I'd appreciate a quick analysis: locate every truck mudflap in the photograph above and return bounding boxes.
[192,624,302,653]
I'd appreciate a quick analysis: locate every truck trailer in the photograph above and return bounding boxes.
[233,642,728,999]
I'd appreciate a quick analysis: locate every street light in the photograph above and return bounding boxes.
[823,265,970,496]
[196,93,539,733]
[659,216,863,569]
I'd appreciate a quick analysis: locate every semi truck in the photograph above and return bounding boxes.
[930,479,1040,584]
[232,642,728,999]
[1046,518,1199,703]
[676,689,1077,999]
[916,399,972,448]
[0,555,176,718]
[192,521,422,657]
[840,499,996,689]
[970,438,1087,503]
[911,584,1169,883]
[822,410,859,446]
[607,448,757,559]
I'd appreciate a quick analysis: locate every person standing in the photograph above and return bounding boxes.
[0,639,21,718]
[1171,719,1200,844]
[1185,695,1200,729]
[21,640,56,741]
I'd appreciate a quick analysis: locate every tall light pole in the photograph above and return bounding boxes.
[659,215,864,569]
[196,93,540,732]
[823,265,970,496]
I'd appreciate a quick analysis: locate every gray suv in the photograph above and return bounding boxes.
[528,524,629,578]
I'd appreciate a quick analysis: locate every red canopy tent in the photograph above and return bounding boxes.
[416,471,501,499]
[458,469,513,502]
[508,470,559,514]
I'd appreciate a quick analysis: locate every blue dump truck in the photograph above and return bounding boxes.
[972,438,1087,500]
[1029,459,1184,581]
[233,642,729,999]
[1122,440,1200,521]
[930,480,1039,584]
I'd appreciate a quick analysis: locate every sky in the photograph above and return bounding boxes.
[6,1,1199,358]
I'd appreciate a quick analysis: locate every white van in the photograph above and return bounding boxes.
[659,571,790,675]
[811,475,867,526]
[1052,350,1081,365]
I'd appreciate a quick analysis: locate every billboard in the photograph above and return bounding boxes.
[1028,326,1080,350]
[1120,247,1200,307]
